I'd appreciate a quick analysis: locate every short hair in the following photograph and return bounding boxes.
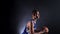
[32,9,39,16]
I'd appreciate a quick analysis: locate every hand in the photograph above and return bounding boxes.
[43,26,49,33]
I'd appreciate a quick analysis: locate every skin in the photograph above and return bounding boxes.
[26,11,49,34]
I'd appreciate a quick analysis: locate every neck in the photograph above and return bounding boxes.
[32,19,38,24]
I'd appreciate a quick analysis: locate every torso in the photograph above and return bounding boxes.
[22,19,48,34]
[22,19,43,34]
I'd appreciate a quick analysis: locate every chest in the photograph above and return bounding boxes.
[32,20,42,32]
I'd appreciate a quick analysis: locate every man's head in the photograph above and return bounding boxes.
[32,9,40,19]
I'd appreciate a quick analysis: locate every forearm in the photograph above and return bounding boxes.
[39,29,48,34]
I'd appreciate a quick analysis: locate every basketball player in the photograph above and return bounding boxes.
[22,9,49,34]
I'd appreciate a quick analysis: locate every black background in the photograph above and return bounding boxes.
[2,0,60,34]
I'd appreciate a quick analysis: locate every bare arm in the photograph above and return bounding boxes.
[40,26,49,34]
[26,21,31,33]
[26,21,34,34]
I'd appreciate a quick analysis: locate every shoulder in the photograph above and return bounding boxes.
[27,19,32,25]
[27,21,31,25]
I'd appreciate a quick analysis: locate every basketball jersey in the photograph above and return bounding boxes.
[22,19,41,34]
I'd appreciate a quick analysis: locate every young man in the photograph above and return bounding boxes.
[22,9,49,34]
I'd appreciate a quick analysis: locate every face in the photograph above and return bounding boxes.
[32,11,40,19]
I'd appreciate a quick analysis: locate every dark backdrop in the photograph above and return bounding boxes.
[3,0,60,34]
